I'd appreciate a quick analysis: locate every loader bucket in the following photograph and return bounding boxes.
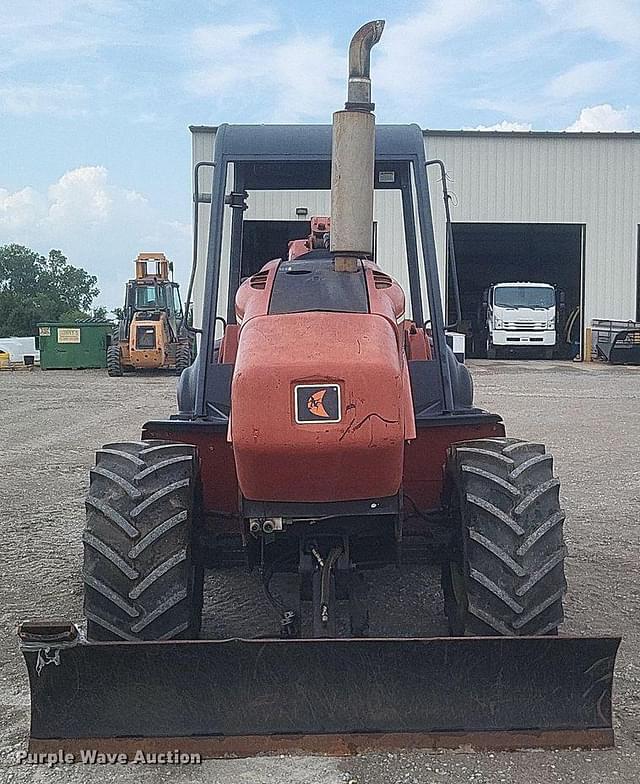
[20,623,620,757]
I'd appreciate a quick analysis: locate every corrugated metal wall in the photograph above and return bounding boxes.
[192,128,640,332]
[425,132,640,327]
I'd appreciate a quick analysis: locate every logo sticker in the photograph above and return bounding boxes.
[295,384,341,424]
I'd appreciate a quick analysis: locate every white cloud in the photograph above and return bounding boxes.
[0,1,168,119]
[0,1,128,65]
[46,166,136,226]
[188,22,343,121]
[375,0,500,111]
[473,54,636,129]
[132,112,160,125]
[536,0,640,48]
[564,103,633,131]
[191,21,274,62]
[380,0,497,53]
[464,2,639,129]
[0,167,190,308]
[0,187,46,230]
[0,83,87,117]
[465,120,533,131]
[546,61,618,99]
[187,1,504,122]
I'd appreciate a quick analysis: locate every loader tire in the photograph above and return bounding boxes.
[107,344,123,377]
[83,440,203,641]
[442,437,567,636]
[175,343,191,375]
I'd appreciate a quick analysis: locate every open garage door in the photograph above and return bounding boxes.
[451,223,584,358]
[242,220,311,278]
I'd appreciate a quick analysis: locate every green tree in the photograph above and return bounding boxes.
[56,306,110,322]
[0,244,100,336]
[59,309,91,322]
[92,306,109,321]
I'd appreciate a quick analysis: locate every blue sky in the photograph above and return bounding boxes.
[1,0,639,307]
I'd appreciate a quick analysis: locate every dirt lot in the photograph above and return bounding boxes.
[1,360,639,783]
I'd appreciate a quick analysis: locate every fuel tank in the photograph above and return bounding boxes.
[231,314,411,503]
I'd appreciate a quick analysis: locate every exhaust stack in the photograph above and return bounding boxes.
[331,20,384,272]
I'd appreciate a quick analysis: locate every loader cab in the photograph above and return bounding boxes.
[133,283,166,310]
[180,125,478,422]
[127,281,182,313]
[119,279,185,344]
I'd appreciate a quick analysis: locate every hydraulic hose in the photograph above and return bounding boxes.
[320,547,343,624]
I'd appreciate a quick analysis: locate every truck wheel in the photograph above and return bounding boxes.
[542,347,554,360]
[442,437,566,636]
[107,344,123,377]
[486,337,497,360]
[83,441,203,641]
[175,343,191,375]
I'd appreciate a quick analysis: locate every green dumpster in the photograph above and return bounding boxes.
[37,321,114,370]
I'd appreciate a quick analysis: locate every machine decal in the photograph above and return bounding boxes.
[295,384,341,423]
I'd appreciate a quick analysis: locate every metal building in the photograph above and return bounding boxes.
[191,126,640,355]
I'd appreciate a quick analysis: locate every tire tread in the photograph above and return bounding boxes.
[445,437,566,636]
[83,441,202,641]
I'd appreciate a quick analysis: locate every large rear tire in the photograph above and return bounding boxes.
[175,342,191,375]
[442,437,566,636]
[106,344,123,377]
[83,440,203,641]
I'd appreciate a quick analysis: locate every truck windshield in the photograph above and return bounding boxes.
[494,286,554,308]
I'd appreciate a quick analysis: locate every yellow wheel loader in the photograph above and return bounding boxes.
[107,253,192,376]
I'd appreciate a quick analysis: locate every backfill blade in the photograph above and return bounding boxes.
[21,630,620,757]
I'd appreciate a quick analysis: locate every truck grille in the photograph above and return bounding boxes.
[503,321,547,330]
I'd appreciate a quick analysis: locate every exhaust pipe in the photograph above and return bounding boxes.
[331,20,384,272]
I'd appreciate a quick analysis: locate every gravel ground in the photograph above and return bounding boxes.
[1,360,639,783]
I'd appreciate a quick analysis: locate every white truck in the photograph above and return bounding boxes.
[480,282,559,359]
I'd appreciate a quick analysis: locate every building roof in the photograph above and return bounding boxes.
[190,125,640,142]
[423,129,640,140]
